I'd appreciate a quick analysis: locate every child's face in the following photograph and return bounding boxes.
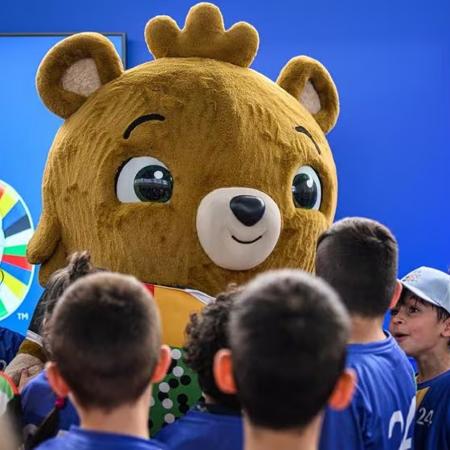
[389,294,448,358]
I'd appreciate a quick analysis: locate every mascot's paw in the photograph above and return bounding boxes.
[4,354,44,387]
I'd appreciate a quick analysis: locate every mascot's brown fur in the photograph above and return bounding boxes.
[28,3,339,296]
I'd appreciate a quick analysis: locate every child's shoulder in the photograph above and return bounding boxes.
[22,370,49,395]
[348,334,409,367]
[418,369,450,392]
[347,336,415,389]
[155,407,242,448]
[35,428,168,450]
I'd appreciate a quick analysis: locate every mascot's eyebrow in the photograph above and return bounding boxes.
[295,126,321,155]
[123,114,165,139]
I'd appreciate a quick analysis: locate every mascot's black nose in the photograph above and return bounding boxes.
[230,195,266,227]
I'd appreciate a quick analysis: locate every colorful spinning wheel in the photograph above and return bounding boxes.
[0,180,35,320]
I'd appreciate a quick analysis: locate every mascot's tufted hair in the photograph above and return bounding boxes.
[145,3,259,68]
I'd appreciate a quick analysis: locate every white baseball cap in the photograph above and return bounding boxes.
[400,266,450,314]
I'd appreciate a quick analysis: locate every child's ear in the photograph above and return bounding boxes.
[46,362,70,398]
[389,281,403,309]
[441,317,450,339]
[151,345,171,383]
[213,349,237,394]
[277,56,339,133]
[36,32,123,118]
[328,368,356,411]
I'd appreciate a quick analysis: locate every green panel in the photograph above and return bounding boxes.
[150,347,201,435]
[0,299,8,319]
[3,245,27,256]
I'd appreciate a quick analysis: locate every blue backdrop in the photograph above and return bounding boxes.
[1,0,449,334]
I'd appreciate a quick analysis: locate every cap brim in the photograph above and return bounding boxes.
[400,280,443,308]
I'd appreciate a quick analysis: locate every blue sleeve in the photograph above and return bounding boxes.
[154,421,181,446]
[0,327,25,368]
[21,374,55,427]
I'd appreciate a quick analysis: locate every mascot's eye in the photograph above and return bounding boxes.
[116,156,173,203]
[292,166,322,210]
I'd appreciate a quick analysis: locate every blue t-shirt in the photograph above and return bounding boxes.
[0,327,24,370]
[414,369,450,450]
[35,426,167,450]
[319,332,416,450]
[21,371,79,436]
[155,403,243,450]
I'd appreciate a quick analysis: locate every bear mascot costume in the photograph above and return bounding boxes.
[7,2,340,432]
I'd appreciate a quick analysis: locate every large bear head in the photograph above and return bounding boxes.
[28,3,339,295]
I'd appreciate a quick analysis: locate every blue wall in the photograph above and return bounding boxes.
[1,0,449,289]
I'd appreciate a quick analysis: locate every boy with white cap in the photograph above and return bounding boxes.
[390,266,450,450]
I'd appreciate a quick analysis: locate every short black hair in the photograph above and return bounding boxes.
[184,286,241,410]
[394,287,450,322]
[229,270,349,430]
[316,217,398,318]
[46,272,161,411]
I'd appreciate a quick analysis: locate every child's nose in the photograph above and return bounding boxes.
[392,313,404,324]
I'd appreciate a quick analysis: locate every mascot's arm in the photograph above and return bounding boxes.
[4,288,50,385]
[27,210,62,282]
[5,215,64,385]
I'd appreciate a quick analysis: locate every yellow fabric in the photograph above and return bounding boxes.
[416,386,430,409]
[17,339,47,362]
[150,284,213,347]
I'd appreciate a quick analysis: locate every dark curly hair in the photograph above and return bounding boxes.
[41,251,99,355]
[42,251,98,319]
[184,285,241,410]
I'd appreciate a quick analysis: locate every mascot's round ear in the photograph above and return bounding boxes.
[277,56,339,133]
[36,32,124,118]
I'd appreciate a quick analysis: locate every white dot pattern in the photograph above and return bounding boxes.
[164,413,176,424]
[159,382,170,393]
[173,366,184,377]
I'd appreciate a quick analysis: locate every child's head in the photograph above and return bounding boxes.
[41,251,97,321]
[390,267,450,358]
[45,272,170,412]
[184,285,241,410]
[215,270,354,431]
[316,217,399,318]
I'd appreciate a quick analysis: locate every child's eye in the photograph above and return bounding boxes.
[408,307,419,314]
[390,308,399,316]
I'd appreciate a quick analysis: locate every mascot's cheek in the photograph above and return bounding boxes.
[196,188,281,271]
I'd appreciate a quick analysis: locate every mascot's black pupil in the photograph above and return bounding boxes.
[292,173,318,209]
[134,165,173,202]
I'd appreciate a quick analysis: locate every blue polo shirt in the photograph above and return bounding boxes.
[414,369,450,450]
[319,332,416,450]
[35,426,167,450]
[155,403,243,450]
[0,327,24,370]
[21,371,79,434]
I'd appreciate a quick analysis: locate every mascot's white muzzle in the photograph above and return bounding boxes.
[196,188,281,270]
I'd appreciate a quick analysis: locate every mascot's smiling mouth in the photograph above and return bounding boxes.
[231,234,263,244]
[196,187,282,270]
